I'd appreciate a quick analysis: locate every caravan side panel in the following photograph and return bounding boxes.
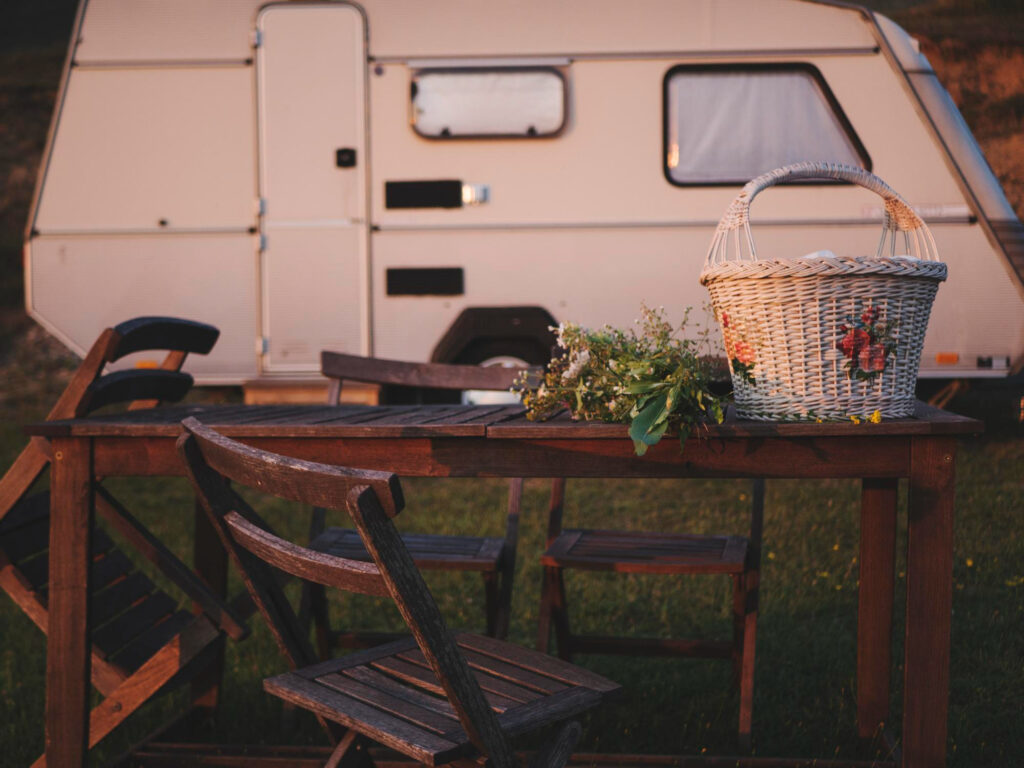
[29,235,259,381]
[34,67,255,231]
[74,0,263,63]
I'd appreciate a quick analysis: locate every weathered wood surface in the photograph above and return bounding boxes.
[538,476,764,746]
[29,404,525,438]
[27,401,981,440]
[902,437,956,768]
[70,431,914,481]
[183,422,617,768]
[314,355,530,650]
[321,351,534,393]
[45,437,94,768]
[7,316,236,768]
[541,529,747,575]
[312,527,506,571]
[30,402,972,768]
[857,478,898,742]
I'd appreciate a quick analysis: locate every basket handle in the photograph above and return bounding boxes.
[704,162,939,267]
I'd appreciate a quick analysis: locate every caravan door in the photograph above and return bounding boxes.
[256,4,368,372]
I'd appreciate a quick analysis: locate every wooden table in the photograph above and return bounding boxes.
[28,402,981,768]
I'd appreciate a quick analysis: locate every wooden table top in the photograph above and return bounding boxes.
[27,401,983,440]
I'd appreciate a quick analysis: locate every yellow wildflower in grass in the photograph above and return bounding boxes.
[966,558,974,567]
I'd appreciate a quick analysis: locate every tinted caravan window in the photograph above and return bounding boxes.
[412,68,566,139]
[664,64,869,185]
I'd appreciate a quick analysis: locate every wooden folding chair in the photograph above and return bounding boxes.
[304,352,534,654]
[179,417,620,768]
[0,317,248,766]
[537,478,764,744]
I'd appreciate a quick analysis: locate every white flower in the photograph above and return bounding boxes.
[562,348,591,380]
[550,323,569,348]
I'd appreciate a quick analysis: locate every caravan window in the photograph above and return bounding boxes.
[664,64,869,185]
[411,68,566,139]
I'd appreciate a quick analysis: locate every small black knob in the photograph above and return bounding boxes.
[336,148,357,168]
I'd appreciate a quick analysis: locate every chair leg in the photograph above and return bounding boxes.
[298,507,329,640]
[494,551,516,641]
[0,439,50,525]
[324,731,376,768]
[192,499,228,713]
[483,571,499,637]
[309,582,333,660]
[30,618,222,768]
[737,570,759,748]
[537,566,555,653]
[540,566,573,661]
[529,720,582,768]
[731,573,744,689]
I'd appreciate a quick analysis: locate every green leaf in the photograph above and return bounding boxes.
[623,381,660,394]
[632,419,668,456]
[677,422,692,453]
[629,392,669,454]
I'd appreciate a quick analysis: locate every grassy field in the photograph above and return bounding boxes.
[0,326,1021,767]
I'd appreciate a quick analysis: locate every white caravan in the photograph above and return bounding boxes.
[24,0,1024,384]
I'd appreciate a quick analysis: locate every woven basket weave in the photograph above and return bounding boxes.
[700,162,948,420]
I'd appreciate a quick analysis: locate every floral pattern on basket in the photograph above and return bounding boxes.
[720,312,757,386]
[837,305,897,382]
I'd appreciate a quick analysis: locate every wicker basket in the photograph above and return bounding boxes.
[700,162,948,420]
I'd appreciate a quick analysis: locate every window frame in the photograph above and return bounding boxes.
[409,66,569,141]
[661,62,872,187]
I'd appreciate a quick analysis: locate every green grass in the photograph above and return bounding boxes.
[0,329,1021,766]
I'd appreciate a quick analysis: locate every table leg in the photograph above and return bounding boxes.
[902,437,955,768]
[191,497,228,712]
[857,477,898,741]
[46,437,94,768]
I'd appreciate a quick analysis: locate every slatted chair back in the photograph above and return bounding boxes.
[178,419,518,767]
[0,318,245,764]
[53,316,220,419]
[320,350,536,404]
[316,351,539,645]
[1,317,219,521]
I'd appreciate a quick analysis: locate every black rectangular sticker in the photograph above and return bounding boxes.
[385,180,463,209]
[386,268,464,296]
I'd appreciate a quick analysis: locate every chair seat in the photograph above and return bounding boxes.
[540,528,748,575]
[312,527,505,572]
[264,632,620,766]
[0,492,200,688]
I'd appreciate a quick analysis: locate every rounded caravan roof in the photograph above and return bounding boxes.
[73,0,878,64]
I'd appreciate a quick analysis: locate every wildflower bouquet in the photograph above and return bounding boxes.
[514,305,724,456]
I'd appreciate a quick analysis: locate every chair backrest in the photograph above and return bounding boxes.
[320,350,537,404]
[0,317,219,526]
[178,418,517,766]
[51,316,220,419]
